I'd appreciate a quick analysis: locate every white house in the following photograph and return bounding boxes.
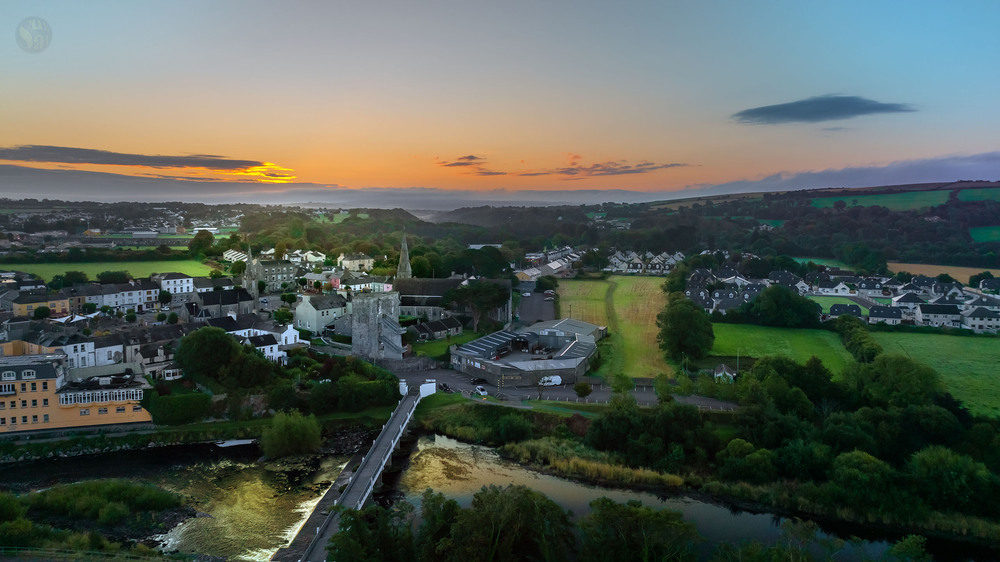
[159,272,194,295]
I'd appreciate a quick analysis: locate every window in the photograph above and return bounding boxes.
[80,357,87,367]
[20,383,26,392]
[20,400,26,408]
[21,370,34,379]
[116,406,126,413]
[31,415,37,424]
[42,381,48,391]
[98,407,108,415]
[31,400,36,407]
[42,399,48,407]
[80,409,90,416]
[1,371,14,381]
[9,401,14,409]
[132,405,143,412]
[43,414,48,423]
[21,416,27,424]
[30,382,35,392]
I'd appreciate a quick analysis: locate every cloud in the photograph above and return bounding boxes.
[438,153,688,179]
[683,151,1000,197]
[522,160,688,178]
[0,144,296,183]
[732,95,915,125]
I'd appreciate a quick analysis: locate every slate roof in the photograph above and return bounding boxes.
[918,304,962,316]
[894,293,925,304]
[964,307,1000,319]
[200,288,254,306]
[829,304,863,317]
[868,306,902,319]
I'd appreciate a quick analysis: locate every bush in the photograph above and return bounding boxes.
[498,413,534,442]
[260,411,322,458]
[143,392,212,425]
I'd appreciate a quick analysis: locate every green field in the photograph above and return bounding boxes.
[411,331,478,358]
[810,191,949,211]
[2,260,216,282]
[558,276,673,379]
[791,257,851,269]
[871,332,1000,417]
[711,324,853,374]
[758,219,785,227]
[808,296,868,315]
[970,226,1000,243]
[957,188,1000,202]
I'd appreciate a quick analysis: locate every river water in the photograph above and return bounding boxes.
[0,443,350,561]
[393,434,999,561]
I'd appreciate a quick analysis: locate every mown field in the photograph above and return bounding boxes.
[3,260,216,281]
[957,187,1000,202]
[809,191,949,211]
[888,262,1000,283]
[711,324,853,374]
[969,226,1000,243]
[808,296,868,314]
[871,332,1000,418]
[558,276,673,379]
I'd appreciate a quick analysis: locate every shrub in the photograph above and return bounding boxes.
[260,411,322,458]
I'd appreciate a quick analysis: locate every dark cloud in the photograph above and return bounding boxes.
[439,154,688,179]
[0,144,265,170]
[732,95,915,125]
[518,160,688,178]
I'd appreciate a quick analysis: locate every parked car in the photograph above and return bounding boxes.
[522,292,531,297]
[260,298,269,303]
[474,385,488,396]
[470,377,488,385]
[544,296,554,301]
[539,375,562,386]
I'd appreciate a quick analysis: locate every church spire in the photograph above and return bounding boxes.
[396,232,412,279]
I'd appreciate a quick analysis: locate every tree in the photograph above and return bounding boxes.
[125,312,136,323]
[156,312,167,322]
[273,308,293,324]
[63,270,88,285]
[580,498,699,562]
[328,502,415,562]
[656,293,714,360]
[230,260,247,277]
[32,306,50,320]
[82,302,97,314]
[411,256,432,278]
[167,312,178,324]
[258,280,267,294]
[535,275,559,293]
[740,285,820,328]
[260,411,321,458]
[97,270,130,284]
[158,290,172,307]
[574,382,593,399]
[857,354,942,408]
[444,281,510,333]
[969,270,994,288]
[187,229,215,256]
[175,327,241,380]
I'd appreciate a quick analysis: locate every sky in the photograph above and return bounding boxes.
[2,1,1000,208]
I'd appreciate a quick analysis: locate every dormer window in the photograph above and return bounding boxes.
[1,372,14,381]
[21,370,35,380]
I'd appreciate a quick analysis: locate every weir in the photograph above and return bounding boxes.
[271,379,435,562]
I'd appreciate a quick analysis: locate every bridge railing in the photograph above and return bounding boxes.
[353,391,420,510]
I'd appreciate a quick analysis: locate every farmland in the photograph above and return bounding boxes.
[791,257,851,269]
[557,276,673,379]
[808,296,868,315]
[809,191,950,211]
[969,226,1000,243]
[956,187,1000,202]
[2,260,216,282]
[710,324,853,375]
[888,262,1000,283]
[871,332,1000,417]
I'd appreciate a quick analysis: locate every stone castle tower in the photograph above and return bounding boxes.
[396,233,412,279]
[351,292,406,361]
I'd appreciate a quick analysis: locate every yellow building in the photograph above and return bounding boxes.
[0,355,151,433]
[12,293,70,318]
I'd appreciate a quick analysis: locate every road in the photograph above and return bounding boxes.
[397,368,736,411]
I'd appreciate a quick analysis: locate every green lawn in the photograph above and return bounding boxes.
[872,297,892,305]
[870,332,1000,417]
[809,191,950,211]
[957,188,1000,202]
[808,296,869,315]
[411,331,478,358]
[711,324,853,374]
[970,226,1000,243]
[2,260,216,282]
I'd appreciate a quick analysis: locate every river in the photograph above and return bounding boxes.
[0,443,350,562]
[391,434,998,561]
